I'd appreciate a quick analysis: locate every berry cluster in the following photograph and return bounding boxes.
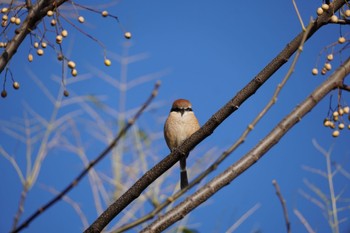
[323,106,350,137]
[0,3,132,98]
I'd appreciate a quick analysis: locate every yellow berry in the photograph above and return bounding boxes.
[61,29,68,37]
[330,15,338,23]
[317,7,324,16]
[1,20,7,27]
[68,61,76,69]
[56,35,63,44]
[338,123,345,130]
[78,16,85,23]
[102,11,108,17]
[12,81,19,90]
[71,69,77,77]
[324,63,332,71]
[10,17,15,23]
[47,10,54,16]
[338,108,344,116]
[51,19,56,26]
[321,68,327,75]
[343,106,350,114]
[312,68,318,75]
[41,42,47,48]
[104,59,111,66]
[28,53,33,62]
[323,119,331,127]
[332,130,340,137]
[34,42,39,48]
[1,8,8,13]
[338,36,346,44]
[333,111,339,117]
[327,54,333,61]
[124,32,132,39]
[14,17,20,25]
[2,15,8,21]
[321,4,329,10]
[345,10,350,17]
[37,49,44,56]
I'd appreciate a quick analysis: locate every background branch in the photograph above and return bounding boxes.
[12,81,160,233]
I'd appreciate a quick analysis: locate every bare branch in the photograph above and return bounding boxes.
[12,81,161,233]
[272,180,291,233]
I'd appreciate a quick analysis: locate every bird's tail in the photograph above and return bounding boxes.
[180,157,188,189]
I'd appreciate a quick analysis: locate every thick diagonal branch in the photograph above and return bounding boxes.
[84,1,346,232]
[142,56,350,233]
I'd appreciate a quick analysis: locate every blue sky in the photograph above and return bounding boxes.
[1,0,350,233]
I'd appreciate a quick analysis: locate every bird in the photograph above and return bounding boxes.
[164,99,200,189]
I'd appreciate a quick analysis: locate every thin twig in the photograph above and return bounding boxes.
[226,203,261,233]
[272,180,291,233]
[12,81,161,233]
[293,209,316,233]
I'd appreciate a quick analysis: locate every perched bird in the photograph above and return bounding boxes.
[164,99,200,189]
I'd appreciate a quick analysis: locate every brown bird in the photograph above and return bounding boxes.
[164,99,200,189]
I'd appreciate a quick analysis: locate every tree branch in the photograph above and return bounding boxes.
[0,0,68,74]
[141,56,350,233]
[12,81,161,233]
[84,1,346,232]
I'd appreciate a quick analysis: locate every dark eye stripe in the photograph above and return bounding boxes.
[171,107,193,113]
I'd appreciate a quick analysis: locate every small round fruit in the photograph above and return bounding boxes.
[324,63,332,71]
[317,7,324,16]
[50,19,56,26]
[338,36,346,44]
[71,69,77,77]
[321,4,329,10]
[312,68,318,75]
[13,81,19,90]
[327,54,333,61]
[61,29,68,37]
[1,90,7,98]
[14,17,20,25]
[124,32,132,39]
[78,16,85,23]
[1,8,8,13]
[102,10,108,17]
[34,42,39,48]
[345,10,350,17]
[330,121,335,129]
[10,17,15,24]
[343,106,350,114]
[338,108,344,116]
[338,123,345,130]
[330,15,338,23]
[37,49,44,56]
[56,35,63,44]
[41,42,47,48]
[323,119,331,127]
[28,53,33,62]
[57,53,64,61]
[104,59,111,66]
[63,90,69,97]
[68,61,76,69]
[321,68,327,75]
[333,111,339,117]
[47,10,54,16]
[2,15,8,21]
[332,130,340,137]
